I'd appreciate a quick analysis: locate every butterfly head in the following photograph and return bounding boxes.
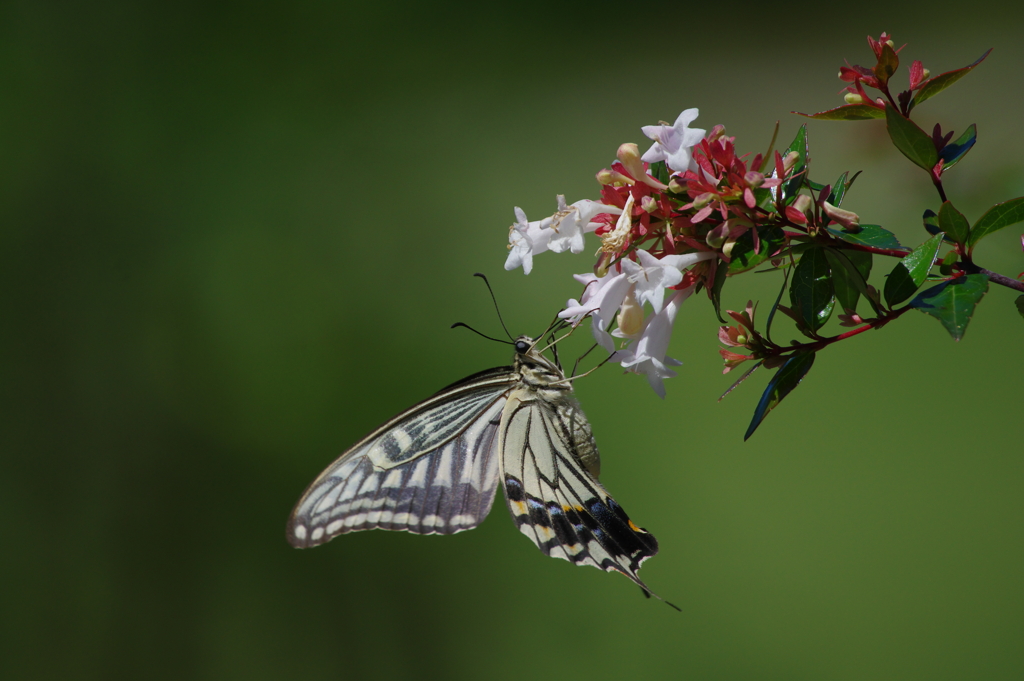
[512,335,566,388]
[513,336,535,355]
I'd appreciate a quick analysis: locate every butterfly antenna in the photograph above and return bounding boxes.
[534,312,571,353]
[473,273,514,341]
[450,322,513,346]
[537,316,580,357]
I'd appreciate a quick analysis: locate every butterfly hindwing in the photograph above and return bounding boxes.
[498,391,660,594]
[287,368,515,547]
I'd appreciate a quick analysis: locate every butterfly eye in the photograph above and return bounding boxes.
[514,339,531,354]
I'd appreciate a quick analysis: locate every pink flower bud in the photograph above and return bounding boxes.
[617,142,641,166]
[792,195,812,215]
[706,222,729,249]
[744,171,764,188]
[640,196,658,214]
[617,142,667,190]
[692,192,713,209]
[597,169,633,186]
[822,201,860,229]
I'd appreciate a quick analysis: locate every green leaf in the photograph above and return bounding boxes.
[828,171,850,207]
[937,201,971,246]
[939,124,976,170]
[790,247,835,332]
[910,274,990,340]
[727,225,787,274]
[781,125,808,203]
[910,49,992,111]
[824,248,873,314]
[795,104,886,121]
[1015,295,1024,321]
[883,233,944,307]
[650,160,670,186]
[938,250,958,276]
[744,352,816,441]
[967,197,1024,249]
[885,103,939,171]
[751,186,774,210]
[922,210,955,245]
[827,224,904,251]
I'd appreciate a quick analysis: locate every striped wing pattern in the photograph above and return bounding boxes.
[287,368,515,547]
[288,335,666,602]
[499,391,660,595]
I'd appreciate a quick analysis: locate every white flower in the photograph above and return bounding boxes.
[599,193,635,255]
[620,249,717,313]
[504,207,553,275]
[641,108,706,174]
[559,270,632,352]
[575,198,621,225]
[614,286,695,398]
[548,196,620,254]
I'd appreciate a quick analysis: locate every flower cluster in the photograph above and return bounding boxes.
[504,109,799,396]
[495,32,1018,438]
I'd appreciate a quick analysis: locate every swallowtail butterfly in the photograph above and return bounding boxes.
[287,334,672,604]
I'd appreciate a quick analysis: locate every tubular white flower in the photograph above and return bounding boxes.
[641,108,706,174]
[547,195,582,254]
[575,199,622,231]
[559,270,632,352]
[621,249,717,314]
[504,207,553,275]
[613,285,696,398]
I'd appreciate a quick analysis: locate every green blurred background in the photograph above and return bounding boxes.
[3,2,1023,679]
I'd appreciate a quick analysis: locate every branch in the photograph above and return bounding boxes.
[765,305,913,357]
[822,239,909,258]
[963,263,1024,293]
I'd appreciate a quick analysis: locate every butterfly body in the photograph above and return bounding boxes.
[287,336,663,598]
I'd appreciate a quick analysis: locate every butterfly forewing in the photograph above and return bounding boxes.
[287,368,516,547]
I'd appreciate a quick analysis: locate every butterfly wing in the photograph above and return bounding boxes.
[288,367,516,547]
[498,391,661,595]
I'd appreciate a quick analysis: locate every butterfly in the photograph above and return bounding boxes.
[286,332,672,605]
